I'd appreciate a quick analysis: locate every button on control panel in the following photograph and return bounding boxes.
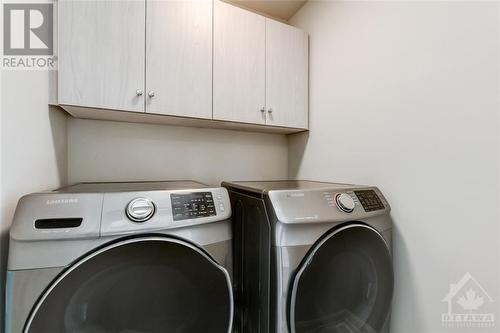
[171,192,216,221]
[126,198,156,223]
[216,193,225,212]
[323,191,359,210]
[336,193,356,213]
[354,190,385,212]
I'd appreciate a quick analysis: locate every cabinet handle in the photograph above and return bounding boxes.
[136,89,143,96]
[268,108,273,114]
[148,91,155,98]
[260,107,265,113]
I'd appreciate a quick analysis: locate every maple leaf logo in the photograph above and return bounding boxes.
[457,289,484,311]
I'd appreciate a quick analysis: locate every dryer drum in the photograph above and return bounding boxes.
[289,224,394,333]
[24,237,233,333]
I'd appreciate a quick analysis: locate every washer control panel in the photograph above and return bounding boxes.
[354,189,385,212]
[171,192,217,221]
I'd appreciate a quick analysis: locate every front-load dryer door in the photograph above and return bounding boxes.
[289,224,393,333]
[24,236,233,333]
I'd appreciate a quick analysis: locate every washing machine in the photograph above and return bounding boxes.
[6,181,233,333]
[222,180,393,333]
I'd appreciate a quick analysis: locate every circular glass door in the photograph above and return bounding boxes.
[290,224,393,333]
[25,237,233,333]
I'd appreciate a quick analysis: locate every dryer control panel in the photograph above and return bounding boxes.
[171,192,217,221]
[267,186,390,224]
[354,190,385,212]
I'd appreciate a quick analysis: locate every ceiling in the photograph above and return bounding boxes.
[226,0,307,21]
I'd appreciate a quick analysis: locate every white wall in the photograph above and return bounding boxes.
[289,1,499,332]
[0,71,68,328]
[67,118,288,186]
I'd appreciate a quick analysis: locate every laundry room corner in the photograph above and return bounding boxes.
[288,1,500,332]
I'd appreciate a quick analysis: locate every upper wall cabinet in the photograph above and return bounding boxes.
[146,0,212,119]
[266,19,308,129]
[58,0,145,112]
[213,1,308,129]
[213,1,266,125]
[58,0,309,134]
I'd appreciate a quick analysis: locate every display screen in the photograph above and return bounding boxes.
[171,192,216,221]
[354,190,385,212]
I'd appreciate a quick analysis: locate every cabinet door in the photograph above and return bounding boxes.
[214,1,266,124]
[146,0,212,119]
[266,19,308,129]
[58,0,145,112]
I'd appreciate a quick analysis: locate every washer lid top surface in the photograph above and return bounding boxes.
[222,180,355,195]
[52,181,209,194]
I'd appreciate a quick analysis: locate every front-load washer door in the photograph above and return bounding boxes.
[25,236,233,333]
[289,224,393,333]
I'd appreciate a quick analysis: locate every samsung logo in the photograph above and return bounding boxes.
[46,198,78,205]
[287,192,305,198]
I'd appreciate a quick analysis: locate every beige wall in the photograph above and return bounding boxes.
[67,118,288,186]
[289,1,499,331]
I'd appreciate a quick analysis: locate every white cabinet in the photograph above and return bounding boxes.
[213,0,266,124]
[59,0,212,119]
[266,19,309,129]
[146,0,212,119]
[58,0,146,112]
[213,1,308,129]
[58,0,308,133]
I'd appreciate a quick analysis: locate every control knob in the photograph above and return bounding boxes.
[336,193,355,213]
[126,198,156,222]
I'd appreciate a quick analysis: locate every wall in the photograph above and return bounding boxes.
[67,118,288,186]
[0,70,68,327]
[289,1,499,332]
